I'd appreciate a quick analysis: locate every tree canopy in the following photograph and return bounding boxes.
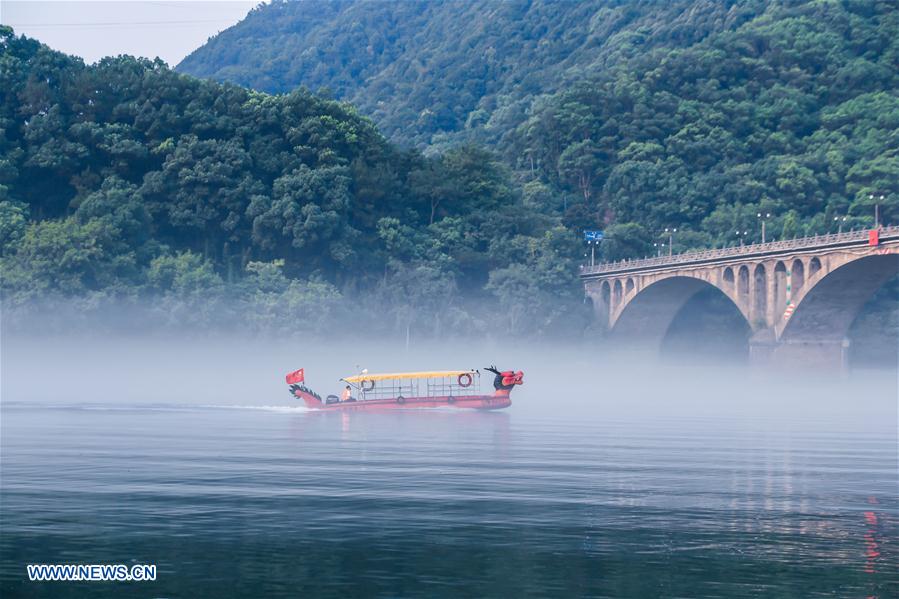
[177,0,763,151]
[509,0,898,252]
[0,26,586,337]
[178,0,897,254]
[3,0,897,340]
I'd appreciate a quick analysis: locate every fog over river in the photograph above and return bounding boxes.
[1,334,896,597]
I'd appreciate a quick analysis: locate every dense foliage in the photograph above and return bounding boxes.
[510,0,899,254]
[3,0,897,343]
[0,27,586,337]
[181,0,897,255]
[178,0,761,151]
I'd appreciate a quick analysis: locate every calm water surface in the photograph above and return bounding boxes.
[1,374,897,598]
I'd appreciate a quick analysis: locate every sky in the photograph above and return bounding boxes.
[0,1,260,66]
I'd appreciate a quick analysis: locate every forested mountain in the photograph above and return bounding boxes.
[509,0,899,254]
[178,0,763,151]
[0,26,584,336]
[180,0,897,252]
[3,0,897,342]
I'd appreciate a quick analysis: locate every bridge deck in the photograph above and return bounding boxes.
[580,225,899,278]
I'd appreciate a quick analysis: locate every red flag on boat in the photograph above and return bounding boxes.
[285,368,305,384]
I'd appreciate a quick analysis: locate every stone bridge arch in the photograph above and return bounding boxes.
[776,253,899,347]
[609,275,751,350]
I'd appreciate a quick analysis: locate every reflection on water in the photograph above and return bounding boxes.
[1,385,896,598]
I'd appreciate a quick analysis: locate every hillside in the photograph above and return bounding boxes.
[0,26,584,337]
[178,0,897,244]
[177,0,763,150]
[3,0,897,344]
[508,0,899,249]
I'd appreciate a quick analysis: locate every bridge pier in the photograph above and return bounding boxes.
[748,329,850,371]
[767,339,851,371]
[748,328,776,366]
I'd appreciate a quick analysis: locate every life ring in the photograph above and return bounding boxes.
[396,396,405,405]
[457,373,473,388]
[361,379,375,391]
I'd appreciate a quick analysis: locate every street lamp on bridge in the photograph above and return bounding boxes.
[757,212,772,243]
[583,230,604,267]
[663,227,677,257]
[585,240,597,267]
[833,215,847,234]
[735,230,749,246]
[653,242,666,257]
[869,194,885,228]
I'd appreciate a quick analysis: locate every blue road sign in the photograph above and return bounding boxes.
[584,230,604,241]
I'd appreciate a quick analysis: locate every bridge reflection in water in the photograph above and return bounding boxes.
[581,226,899,369]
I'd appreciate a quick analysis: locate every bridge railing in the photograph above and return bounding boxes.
[580,225,899,276]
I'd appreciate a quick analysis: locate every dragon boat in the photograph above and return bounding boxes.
[285,366,523,411]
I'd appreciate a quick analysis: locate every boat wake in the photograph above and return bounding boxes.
[202,404,310,414]
[2,402,310,414]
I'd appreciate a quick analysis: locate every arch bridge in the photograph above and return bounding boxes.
[581,226,899,368]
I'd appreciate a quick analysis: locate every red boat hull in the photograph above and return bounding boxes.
[292,388,512,411]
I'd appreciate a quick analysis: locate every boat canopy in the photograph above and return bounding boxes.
[343,370,476,383]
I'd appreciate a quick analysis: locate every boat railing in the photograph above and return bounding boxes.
[359,380,420,400]
[353,373,482,400]
[427,374,481,397]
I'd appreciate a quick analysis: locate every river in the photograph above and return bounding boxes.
[1,337,896,597]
